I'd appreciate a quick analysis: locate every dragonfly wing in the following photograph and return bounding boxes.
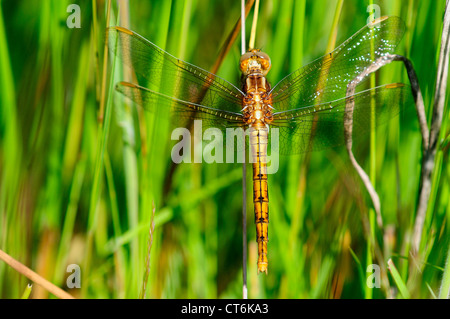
[108,26,244,113]
[270,84,412,155]
[117,82,245,130]
[270,16,405,111]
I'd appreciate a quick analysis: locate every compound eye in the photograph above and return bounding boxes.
[258,51,269,60]
[240,59,249,73]
[257,51,271,71]
[259,52,272,71]
[240,51,253,64]
[240,51,254,73]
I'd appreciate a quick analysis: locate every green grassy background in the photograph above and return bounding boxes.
[0,0,449,299]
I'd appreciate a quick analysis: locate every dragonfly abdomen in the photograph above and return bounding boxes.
[249,127,269,274]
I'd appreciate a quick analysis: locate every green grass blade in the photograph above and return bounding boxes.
[20,284,32,299]
[388,258,411,299]
[438,244,450,299]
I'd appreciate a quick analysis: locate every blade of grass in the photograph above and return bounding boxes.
[139,202,156,299]
[140,0,172,298]
[21,284,32,299]
[427,283,437,299]
[53,156,86,286]
[116,0,142,298]
[388,258,411,299]
[349,246,367,292]
[286,0,306,297]
[438,244,450,298]
[61,38,90,182]
[0,0,22,295]
[84,0,113,297]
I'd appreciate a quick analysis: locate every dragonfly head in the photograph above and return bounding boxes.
[240,49,271,76]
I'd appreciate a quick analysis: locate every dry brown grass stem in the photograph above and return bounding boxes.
[412,0,450,253]
[0,249,75,299]
[345,54,427,230]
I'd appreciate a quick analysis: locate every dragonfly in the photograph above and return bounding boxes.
[107,16,411,274]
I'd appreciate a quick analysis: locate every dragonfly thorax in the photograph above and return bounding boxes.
[242,72,273,126]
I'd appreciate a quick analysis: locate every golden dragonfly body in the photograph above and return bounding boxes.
[241,49,274,273]
[108,16,410,274]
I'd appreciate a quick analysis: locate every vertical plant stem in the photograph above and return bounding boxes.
[413,0,450,253]
[241,0,246,55]
[116,0,141,297]
[325,0,344,53]
[367,0,377,299]
[241,0,248,300]
[85,0,113,297]
[242,145,248,299]
[0,0,21,289]
[286,0,306,296]
[248,0,260,50]
[140,203,156,299]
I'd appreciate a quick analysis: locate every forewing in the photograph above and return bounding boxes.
[107,26,244,113]
[270,16,405,111]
